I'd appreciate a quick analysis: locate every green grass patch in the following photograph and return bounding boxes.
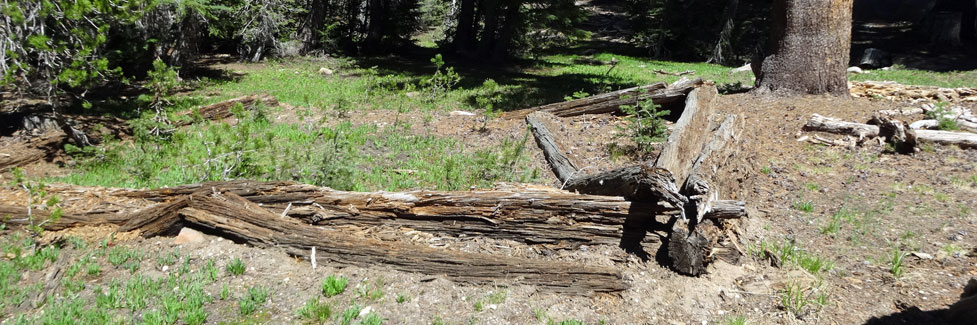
[322,275,348,297]
[753,240,835,275]
[226,258,246,276]
[793,201,814,213]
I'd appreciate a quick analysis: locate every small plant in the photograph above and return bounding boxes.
[487,289,508,304]
[616,94,670,156]
[238,286,269,316]
[890,249,907,278]
[779,279,828,318]
[107,246,142,273]
[9,168,63,248]
[226,258,246,276]
[86,262,101,276]
[819,208,853,236]
[724,315,748,325]
[338,304,363,325]
[396,293,409,303]
[533,308,547,323]
[942,243,965,257]
[220,285,230,300]
[157,249,179,268]
[926,101,960,131]
[760,166,772,175]
[473,300,484,312]
[137,59,181,137]
[793,201,814,213]
[423,54,461,100]
[321,275,348,297]
[360,312,383,325]
[205,259,219,282]
[296,298,331,323]
[563,90,590,101]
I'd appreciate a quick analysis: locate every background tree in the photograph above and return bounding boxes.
[754,0,854,95]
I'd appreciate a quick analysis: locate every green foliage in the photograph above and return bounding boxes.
[780,280,828,318]
[755,240,834,276]
[338,304,363,325]
[107,246,142,273]
[617,97,670,156]
[9,168,64,243]
[396,294,409,303]
[321,275,348,297]
[423,54,461,100]
[360,312,384,325]
[296,298,331,323]
[793,201,814,213]
[238,286,269,316]
[820,209,854,236]
[760,166,772,175]
[226,258,246,276]
[890,249,907,278]
[927,102,961,131]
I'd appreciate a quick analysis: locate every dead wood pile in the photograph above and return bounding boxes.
[849,81,977,102]
[524,81,748,276]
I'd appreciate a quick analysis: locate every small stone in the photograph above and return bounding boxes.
[359,306,372,318]
[162,265,169,272]
[450,110,475,116]
[318,67,333,75]
[847,66,864,74]
[173,227,206,245]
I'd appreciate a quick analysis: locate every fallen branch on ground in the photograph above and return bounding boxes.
[803,114,977,149]
[506,78,703,118]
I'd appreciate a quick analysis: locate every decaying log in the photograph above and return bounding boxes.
[654,83,718,187]
[654,70,695,76]
[181,192,629,294]
[176,95,278,126]
[526,112,578,182]
[126,181,671,247]
[506,78,703,118]
[803,114,880,140]
[0,132,66,170]
[667,222,709,276]
[0,205,128,231]
[683,114,744,222]
[873,116,917,154]
[563,164,687,211]
[804,114,977,148]
[118,197,190,237]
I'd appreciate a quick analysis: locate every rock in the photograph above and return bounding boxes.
[450,110,475,116]
[358,306,372,318]
[731,63,752,73]
[173,227,206,245]
[847,66,864,74]
[911,252,934,260]
[318,67,333,75]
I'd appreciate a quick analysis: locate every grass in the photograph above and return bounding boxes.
[780,279,829,318]
[848,65,977,88]
[890,249,907,278]
[793,201,814,213]
[338,304,363,325]
[753,240,835,276]
[322,275,348,297]
[238,286,269,316]
[820,208,854,236]
[296,298,331,323]
[226,258,246,276]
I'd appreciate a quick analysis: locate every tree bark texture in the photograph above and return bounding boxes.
[756,0,854,95]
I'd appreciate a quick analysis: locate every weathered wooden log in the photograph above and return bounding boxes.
[118,197,191,237]
[126,181,674,247]
[182,192,629,295]
[0,132,66,170]
[803,114,880,140]
[0,205,128,231]
[176,95,278,126]
[563,164,687,210]
[684,114,741,222]
[654,83,718,187]
[667,222,709,276]
[526,111,578,182]
[704,200,746,219]
[804,114,977,148]
[506,78,703,118]
[910,119,977,132]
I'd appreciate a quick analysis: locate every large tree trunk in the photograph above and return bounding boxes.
[364,0,385,53]
[755,0,853,95]
[301,0,328,52]
[453,0,477,54]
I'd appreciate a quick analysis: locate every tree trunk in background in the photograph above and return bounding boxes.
[490,2,522,61]
[365,0,385,53]
[755,0,853,96]
[301,0,328,52]
[476,0,500,58]
[453,0,477,54]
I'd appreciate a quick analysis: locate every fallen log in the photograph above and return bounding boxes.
[654,83,719,187]
[526,111,578,182]
[506,78,703,118]
[180,192,628,294]
[563,164,687,211]
[176,95,278,126]
[126,181,673,247]
[0,132,66,170]
[803,114,977,148]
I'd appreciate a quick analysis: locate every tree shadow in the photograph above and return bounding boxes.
[864,278,977,325]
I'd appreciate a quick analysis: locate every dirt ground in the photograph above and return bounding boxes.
[2,90,977,324]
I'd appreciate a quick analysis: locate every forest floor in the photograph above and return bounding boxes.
[1,52,977,324]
